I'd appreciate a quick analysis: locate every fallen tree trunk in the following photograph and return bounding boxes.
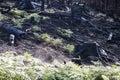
[0,22,25,37]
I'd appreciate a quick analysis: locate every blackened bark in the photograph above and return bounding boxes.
[67,0,72,7]
[41,0,45,11]
[18,0,34,10]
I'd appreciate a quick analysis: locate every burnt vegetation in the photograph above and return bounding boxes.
[0,0,120,66]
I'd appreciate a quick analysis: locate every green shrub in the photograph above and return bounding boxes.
[58,28,73,38]
[15,23,23,29]
[41,62,120,80]
[0,12,8,21]
[32,25,41,32]
[34,33,51,42]
[0,51,120,80]
[51,38,62,47]
[34,33,62,46]
[12,18,24,29]
[64,44,75,54]
[40,33,51,42]
[11,8,27,17]
[24,52,32,59]
[26,13,40,23]
[0,51,42,80]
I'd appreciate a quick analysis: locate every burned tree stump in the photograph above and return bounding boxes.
[41,0,45,11]
[73,42,117,65]
[17,0,34,10]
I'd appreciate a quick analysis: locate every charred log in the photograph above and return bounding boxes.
[0,24,25,37]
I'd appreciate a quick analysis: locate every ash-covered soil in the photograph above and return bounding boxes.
[0,1,120,65]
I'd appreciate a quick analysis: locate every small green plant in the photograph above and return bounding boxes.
[0,12,8,21]
[51,38,62,47]
[40,33,51,42]
[12,18,24,29]
[24,52,32,60]
[26,13,40,23]
[12,18,24,23]
[34,33,51,42]
[11,8,27,17]
[32,25,41,32]
[15,23,23,29]
[58,28,73,38]
[64,44,75,54]
[34,33,62,46]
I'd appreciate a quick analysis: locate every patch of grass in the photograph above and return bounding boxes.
[64,44,75,54]
[40,33,51,42]
[11,8,27,17]
[51,38,62,47]
[34,33,51,42]
[58,28,73,38]
[15,23,23,29]
[12,18,24,29]
[26,13,40,23]
[41,62,120,80]
[34,33,62,47]
[32,25,41,32]
[24,52,32,60]
[0,12,8,21]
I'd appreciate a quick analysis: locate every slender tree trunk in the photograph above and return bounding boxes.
[71,0,75,23]
[105,0,108,10]
[41,0,45,11]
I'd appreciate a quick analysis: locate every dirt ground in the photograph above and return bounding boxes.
[0,1,120,65]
